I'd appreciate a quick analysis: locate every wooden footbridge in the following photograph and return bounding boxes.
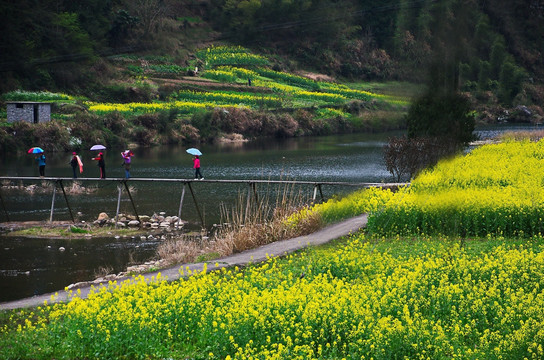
[0,176,405,227]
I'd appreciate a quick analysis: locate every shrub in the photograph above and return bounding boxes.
[130,125,156,146]
[383,135,460,181]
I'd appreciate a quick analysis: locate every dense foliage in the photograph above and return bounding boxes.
[1,0,542,108]
[405,92,474,145]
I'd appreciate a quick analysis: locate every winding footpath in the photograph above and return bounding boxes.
[0,214,368,310]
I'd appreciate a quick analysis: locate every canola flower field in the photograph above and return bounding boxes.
[87,46,407,117]
[367,139,544,238]
[1,236,543,359]
[2,140,544,359]
[307,138,544,239]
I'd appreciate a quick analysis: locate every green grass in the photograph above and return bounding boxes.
[7,225,146,238]
[347,81,425,99]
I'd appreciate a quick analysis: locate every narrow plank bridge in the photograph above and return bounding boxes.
[0,176,405,227]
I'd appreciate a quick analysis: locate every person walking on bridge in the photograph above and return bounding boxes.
[92,152,106,179]
[70,152,83,178]
[121,150,134,179]
[193,155,203,180]
[35,152,46,178]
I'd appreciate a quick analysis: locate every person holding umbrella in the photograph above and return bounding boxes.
[36,152,46,178]
[121,150,134,179]
[186,148,204,180]
[193,155,203,180]
[28,147,46,177]
[92,152,106,179]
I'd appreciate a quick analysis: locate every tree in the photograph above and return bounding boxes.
[406,91,475,146]
[127,0,167,38]
[498,61,527,105]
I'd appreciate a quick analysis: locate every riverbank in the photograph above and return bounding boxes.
[0,214,367,310]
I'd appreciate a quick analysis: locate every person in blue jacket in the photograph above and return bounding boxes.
[35,153,46,178]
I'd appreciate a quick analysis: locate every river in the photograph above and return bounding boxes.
[0,132,398,302]
[0,125,538,302]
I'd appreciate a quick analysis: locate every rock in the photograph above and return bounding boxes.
[97,212,109,221]
[516,105,532,116]
[159,221,170,228]
[116,222,126,227]
[128,220,140,227]
[59,247,65,252]
[159,211,166,216]
[139,215,151,222]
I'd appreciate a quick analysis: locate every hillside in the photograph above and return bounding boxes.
[0,45,411,155]
[1,0,543,154]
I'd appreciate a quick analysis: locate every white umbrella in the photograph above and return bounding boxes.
[186,148,202,156]
[90,144,106,151]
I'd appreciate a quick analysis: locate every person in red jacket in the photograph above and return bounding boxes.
[193,155,203,180]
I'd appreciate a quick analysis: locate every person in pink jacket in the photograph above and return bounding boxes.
[193,155,203,180]
[121,150,134,179]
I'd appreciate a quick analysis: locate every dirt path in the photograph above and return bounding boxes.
[0,214,367,310]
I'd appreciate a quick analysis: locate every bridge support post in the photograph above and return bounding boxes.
[49,184,57,222]
[57,180,75,223]
[312,183,324,203]
[245,182,252,223]
[187,182,204,228]
[177,183,186,226]
[0,187,9,222]
[123,180,141,226]
[115,185,122,228]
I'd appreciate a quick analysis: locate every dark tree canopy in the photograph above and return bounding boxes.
[406,92,475,146]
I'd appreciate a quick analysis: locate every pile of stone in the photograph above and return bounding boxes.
[93,211,186,230]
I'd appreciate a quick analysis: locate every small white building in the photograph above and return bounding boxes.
[6,101,51,124]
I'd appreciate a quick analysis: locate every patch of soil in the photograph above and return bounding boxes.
[297,71,335,82]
